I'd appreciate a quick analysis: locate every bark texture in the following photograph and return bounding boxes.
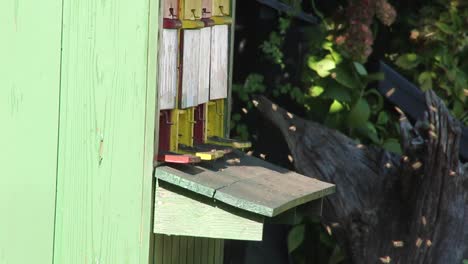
[255,91,468,264]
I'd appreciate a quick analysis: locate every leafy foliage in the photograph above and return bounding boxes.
[390,0,468,124]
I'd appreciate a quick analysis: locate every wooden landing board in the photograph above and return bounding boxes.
[155,151,335,217]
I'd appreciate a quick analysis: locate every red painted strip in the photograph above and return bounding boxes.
[158,110,172,153]
[193,104,205,145]
[163,18,182,29]
[156,154,202,164]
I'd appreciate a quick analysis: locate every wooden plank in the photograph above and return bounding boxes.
[163,0,179,18]
[225,0,237,137]
[171,236,180,264]
[182,0,202,20]
[53,0,157,263]
[154,184,264,241]
[201,238,210,264]
[155,164,237,198]
[198,27,212,105]
[0,1,62,263]
[163,235,173,263]
[186,237,195,264]
[159,29,179,110]
[212,154,335,216]
[155,234,164,264]
[179,236,188,264]
[193,237,202,264]
[209,25,229,100]
[213,0,230,16]
[215,239,224,264]
[157,151,335,217]
[181,29,201,108]
[207,238,215,264]
[144,0,160,262]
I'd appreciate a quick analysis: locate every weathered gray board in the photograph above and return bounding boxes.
[155,151,335,217]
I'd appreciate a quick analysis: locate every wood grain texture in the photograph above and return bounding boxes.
[159,29,179,110]
[163,0,178,18]
[209,25,229,100]
[153,235,224,264]
[154,184,264,241]
[54,0,157,263]
[182,0,202,20]
[155,151,335,217]
[213,0,230,16]
[181,29,201,108]
[143,0,160,261]
[255,93,468,263]
[198,27,211,105]
[0,0,62,263]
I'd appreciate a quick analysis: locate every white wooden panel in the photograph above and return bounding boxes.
[181,29,201,108]
[158,29,179,110]
[198,27,212,105]
[210,25,229,100]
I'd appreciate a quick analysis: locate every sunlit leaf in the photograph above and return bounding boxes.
[329,100,344,113]
[309,86,325,97]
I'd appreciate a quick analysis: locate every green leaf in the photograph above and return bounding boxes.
[355,122,380,144]
[435,22,455,34]
[463,259,468,264]
[347,99,371,128]
[395,53,421,70]
[329,100,344,113]
[321,84,352,102]
[418,71,434,91]
[353,62,368,76]
[364,72,385,82]
[377,111,389,125]
[383,138,402,154]
[332,65,361,90]
[309,86,324,97]
[288,224,305,253]
[310,58,336,77]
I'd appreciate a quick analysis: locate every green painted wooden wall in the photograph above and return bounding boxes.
[0,1,63,263]
[53,0,160,263]
[1,0,160,263]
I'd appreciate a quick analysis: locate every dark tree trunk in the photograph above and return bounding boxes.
[254,91,468,264]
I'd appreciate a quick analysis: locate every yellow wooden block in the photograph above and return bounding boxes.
[181,20,205,29]
[180,0,202,20]
[207,99,225,138]
[170,109,196,152]
[212,0,230,16]
[206,136,252,149]
[195,150,224,160]
[211,16,232,25]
